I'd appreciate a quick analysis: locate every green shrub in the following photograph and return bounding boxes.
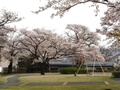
[59,67,87,74]
[59,67,76,74]
[78,69,87,74]
[112,71,120,78]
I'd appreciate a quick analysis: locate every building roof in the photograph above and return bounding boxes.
[49,58,75,65]
[84,61,114,66]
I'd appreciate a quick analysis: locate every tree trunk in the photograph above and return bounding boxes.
[7,59,13,74]
[45,61,49,72]
[39,62,46,75]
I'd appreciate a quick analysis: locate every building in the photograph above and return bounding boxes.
[0,58,9,73]
[49,57,75,72]
[84,61,114,71]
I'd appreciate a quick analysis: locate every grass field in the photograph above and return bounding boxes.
[19,73,114,83]
[0,85,120,90]
[0,73,120,90]
[0,75,7,83]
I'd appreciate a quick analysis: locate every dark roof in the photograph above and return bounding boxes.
[84,61,114,66]
[49,58,75,65]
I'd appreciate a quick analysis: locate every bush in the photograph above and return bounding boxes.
[112,71,120,78]
[59,67,76,74]
[59,67,87,74]
[78,69,88,74]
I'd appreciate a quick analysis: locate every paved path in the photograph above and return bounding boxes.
[0,74,120,87]
[0,75,20,87]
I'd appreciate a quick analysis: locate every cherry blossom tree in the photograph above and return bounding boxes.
[93,1,120,71]
[97,1,120,41]
[34,0,114,18]
[3,32,21,74]
[66,24,99,46]
[35,0,120,43]
[66,24,105,74]
[95,2,120,70]
[18,28,70,75]
[0,9,21,49]
[0,9,21,42]
[0,9,21,51]
[0,9,21,74]
[0,9,21,26]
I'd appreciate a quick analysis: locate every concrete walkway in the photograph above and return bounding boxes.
[0,74,120,87]
[0,75,20,87]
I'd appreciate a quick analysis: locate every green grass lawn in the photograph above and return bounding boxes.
[0,75,7,83]
[1,85,120,90]
[0,73,119,90]
[0,74,17,83]
[19,73,114,83]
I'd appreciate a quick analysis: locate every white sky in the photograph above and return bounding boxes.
[0,0,108,46]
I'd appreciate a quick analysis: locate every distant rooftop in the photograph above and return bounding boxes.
[50,58,75,65]
[84,61,114,66]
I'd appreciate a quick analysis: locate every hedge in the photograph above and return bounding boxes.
[59,67,87,74]
[112,71,120,78]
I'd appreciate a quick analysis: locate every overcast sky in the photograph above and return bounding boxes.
[0,0,108,46]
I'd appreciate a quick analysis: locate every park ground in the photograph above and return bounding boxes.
[0,73,120,90]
